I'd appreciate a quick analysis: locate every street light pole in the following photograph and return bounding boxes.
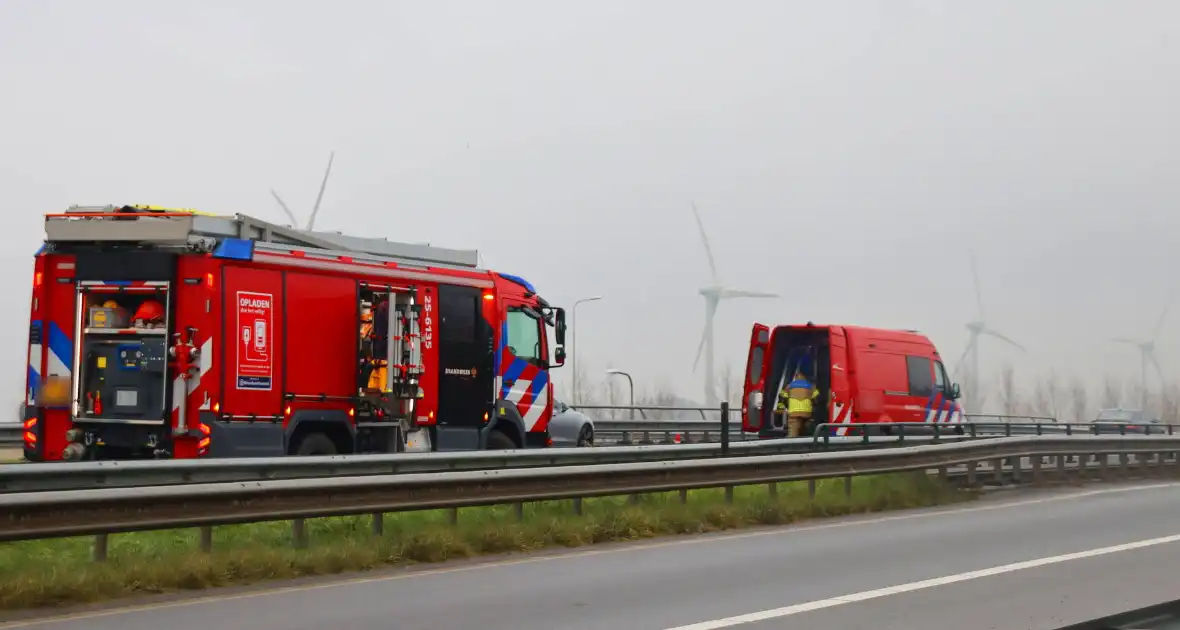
[571,295,603,404]
[606,369,635,421]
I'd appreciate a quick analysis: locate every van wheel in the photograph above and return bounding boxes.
[485,430,517,450]
[295,433,337,456]
[576,425,594,447]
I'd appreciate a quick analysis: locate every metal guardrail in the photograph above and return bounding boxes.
[0,434,984,493]
[0,425,18,445]
[1,435,1178,560]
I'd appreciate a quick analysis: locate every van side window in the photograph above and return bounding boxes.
[906,356,934,398]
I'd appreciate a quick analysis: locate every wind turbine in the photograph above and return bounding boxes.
[1113,288,1174,410]
[270,151,335,230]
[951,251,1025,408]
[690,202,778,408]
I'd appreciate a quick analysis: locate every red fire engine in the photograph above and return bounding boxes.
[22,205,567,461]
[741,322,964,437]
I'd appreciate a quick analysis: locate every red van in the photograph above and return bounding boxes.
[740,323,963,437]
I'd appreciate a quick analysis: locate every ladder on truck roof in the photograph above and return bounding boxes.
[45,205,482,269]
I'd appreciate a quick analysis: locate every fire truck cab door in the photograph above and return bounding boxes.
[434,285,495,450]
[496,299,551,440]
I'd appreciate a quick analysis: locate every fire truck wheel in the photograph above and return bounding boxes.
[485,430,517,451]
[295,433,338,456]
[576,425,594,447]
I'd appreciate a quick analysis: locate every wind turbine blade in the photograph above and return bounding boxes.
[969,250,985,321]
[690,201,719,283]
[1152,286,1175,341]
[981,328,1025,352]
[306,151,335,231]
[691,327,707,373]
[692,299,720,373]
[269,189,299,226]
[1149,350,1165,385]
[719,289,778,299]
[950,342,972,379]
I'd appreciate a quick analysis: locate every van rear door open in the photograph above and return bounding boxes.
[740,323,770,432]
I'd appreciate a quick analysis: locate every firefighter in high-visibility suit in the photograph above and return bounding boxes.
[775,372,819,437]
[359,304,388,392]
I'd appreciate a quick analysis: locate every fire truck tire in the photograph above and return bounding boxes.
[295,433,338,456]
[485,430,517,451]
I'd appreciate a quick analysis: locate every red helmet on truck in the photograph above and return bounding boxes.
[133,299,164,323]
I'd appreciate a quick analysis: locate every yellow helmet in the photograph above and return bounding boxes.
[102,300,120,309]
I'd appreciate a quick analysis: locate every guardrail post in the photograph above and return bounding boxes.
[371,513,384,536]
[1056,453,1066,481]
[679,488,688,504]
[725,486,734,503]
[93,533,108,563]
[843,475,852,498]
[720,402,730,456]
[992,458,1003,484]
[199,526,213,552]
[1031,455,1041,484]
[767,482,777,499]
[966,461,978,488]
[1099,452,1109,480]
[514,502,525,521]
[449,508,459,525]
[573,497,584,516]
[292,519,308,549]
[808,479,817,500]
[1120,453,1130,478]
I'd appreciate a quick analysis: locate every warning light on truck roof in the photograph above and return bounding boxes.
[212,238,255,261]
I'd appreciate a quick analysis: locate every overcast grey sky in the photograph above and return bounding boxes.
[1,0,1177,415]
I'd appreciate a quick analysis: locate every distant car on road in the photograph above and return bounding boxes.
[1093,408,1159,434]
[547,400,595,447]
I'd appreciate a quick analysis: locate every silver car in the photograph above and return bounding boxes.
[547,400,595,447]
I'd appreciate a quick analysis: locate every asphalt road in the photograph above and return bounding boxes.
[6,481,1180,630]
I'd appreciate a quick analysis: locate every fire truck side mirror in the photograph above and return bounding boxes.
[554,308,567,345]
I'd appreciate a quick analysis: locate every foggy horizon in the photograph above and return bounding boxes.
[2,1,1177,421]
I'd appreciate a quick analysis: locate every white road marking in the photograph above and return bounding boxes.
[664,531,1180,629]
[2,482,1175,628]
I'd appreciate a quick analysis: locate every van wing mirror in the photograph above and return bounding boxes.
[951,383,962,399]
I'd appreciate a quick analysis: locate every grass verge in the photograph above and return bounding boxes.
[0,473,973,610]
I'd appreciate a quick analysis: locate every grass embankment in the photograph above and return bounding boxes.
[0,447,24,463]
[0,474,973,610]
